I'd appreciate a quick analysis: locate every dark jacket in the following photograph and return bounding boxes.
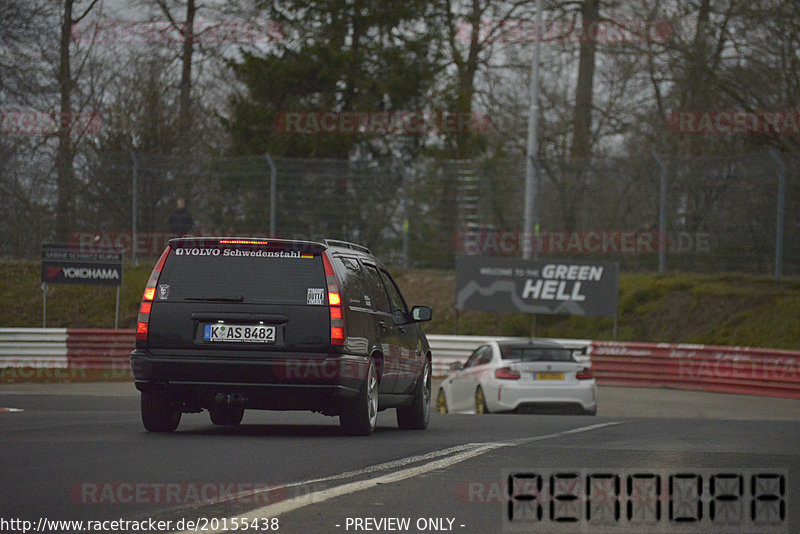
[168,208,194,236]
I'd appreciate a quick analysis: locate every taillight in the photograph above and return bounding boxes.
[322,252,346,346]
[136,247,170,343]
[495,367,521,380]
[576,367,594,380]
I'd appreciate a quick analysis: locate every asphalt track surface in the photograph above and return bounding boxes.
[1,382,799,534]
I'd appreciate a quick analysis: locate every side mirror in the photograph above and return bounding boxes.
[449,361,463,371]
[410,305,432,322]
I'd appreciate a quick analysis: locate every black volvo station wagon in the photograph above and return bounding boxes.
[131,238,433,435]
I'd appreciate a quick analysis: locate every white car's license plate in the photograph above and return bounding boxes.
[203,324,276,343]
[534,372,564,380]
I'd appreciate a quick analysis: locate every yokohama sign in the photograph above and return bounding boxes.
[41,245,123,286]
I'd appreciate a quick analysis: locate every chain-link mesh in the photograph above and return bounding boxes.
[0,149,57,258]
[1,149,797,275]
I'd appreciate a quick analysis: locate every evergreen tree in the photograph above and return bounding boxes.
[226,0,443,160]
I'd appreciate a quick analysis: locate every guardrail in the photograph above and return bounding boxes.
[589,341,800,400]
[67,329,135,370]
[2,329,799,400]
[0,328,68,368]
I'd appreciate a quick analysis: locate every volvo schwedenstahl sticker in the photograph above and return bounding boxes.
[173,247,302,258]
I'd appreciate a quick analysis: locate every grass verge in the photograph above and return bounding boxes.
[2,260,798,350]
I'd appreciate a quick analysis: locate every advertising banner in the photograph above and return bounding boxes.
[41,245,123,286]
[455,256,618,318]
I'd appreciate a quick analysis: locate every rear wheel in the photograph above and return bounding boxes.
[436,389,448,414]
[141,389,181,432]
[209,406,245,426]
[340,359,378,436]
[397,359,431,430]
[474,386,489,415]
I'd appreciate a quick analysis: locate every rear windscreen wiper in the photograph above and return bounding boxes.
[185,295,244,302]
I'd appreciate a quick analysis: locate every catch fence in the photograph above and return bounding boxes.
[1,150,798,275]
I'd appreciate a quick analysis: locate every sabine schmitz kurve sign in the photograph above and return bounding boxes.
[41,244,123,286]
[455,255,619,318]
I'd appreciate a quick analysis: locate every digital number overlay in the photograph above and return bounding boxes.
[503,468,788,533]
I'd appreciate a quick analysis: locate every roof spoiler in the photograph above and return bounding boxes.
[168,237,327,254]
[323,239,371,255]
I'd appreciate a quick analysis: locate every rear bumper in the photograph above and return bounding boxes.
[130,349,369,414]
[488,379,597,414]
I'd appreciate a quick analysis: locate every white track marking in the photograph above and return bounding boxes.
[173,421,625,534]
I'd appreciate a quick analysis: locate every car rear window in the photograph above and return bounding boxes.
[157,244,326,304]
[500,346,575,362]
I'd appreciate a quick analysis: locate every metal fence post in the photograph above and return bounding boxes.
[41,283,48,328]
[652,153,667,273]
[522,0,543,261]
[769,150,786,280]
[402,167,410,269]
[265,154,277,236]
[130,151,138,266]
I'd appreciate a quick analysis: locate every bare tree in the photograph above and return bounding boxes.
[54,0,102,240]
[150,0,199,157]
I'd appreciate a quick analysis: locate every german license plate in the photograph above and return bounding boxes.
[203,324,276,343]
[534,372,564,380]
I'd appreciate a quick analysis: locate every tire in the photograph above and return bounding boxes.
[436,388,448,414]
[340,359,378,436]
[209,406,245,426]
[584,406,597,416]
[141,389,181,432]
[474,386,489,415]
[397,359,431,430]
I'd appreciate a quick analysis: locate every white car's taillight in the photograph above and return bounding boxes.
[576,367,594,380]
[495,367,521,380]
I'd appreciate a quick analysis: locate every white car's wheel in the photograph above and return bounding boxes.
[475,386,489,414]
[436,388,448,414]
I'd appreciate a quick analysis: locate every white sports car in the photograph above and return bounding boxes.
[436,340,597,415]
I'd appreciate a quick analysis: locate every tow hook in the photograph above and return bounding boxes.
[214,392,246,405]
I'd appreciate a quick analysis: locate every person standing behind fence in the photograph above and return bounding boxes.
[168,198,194,236]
